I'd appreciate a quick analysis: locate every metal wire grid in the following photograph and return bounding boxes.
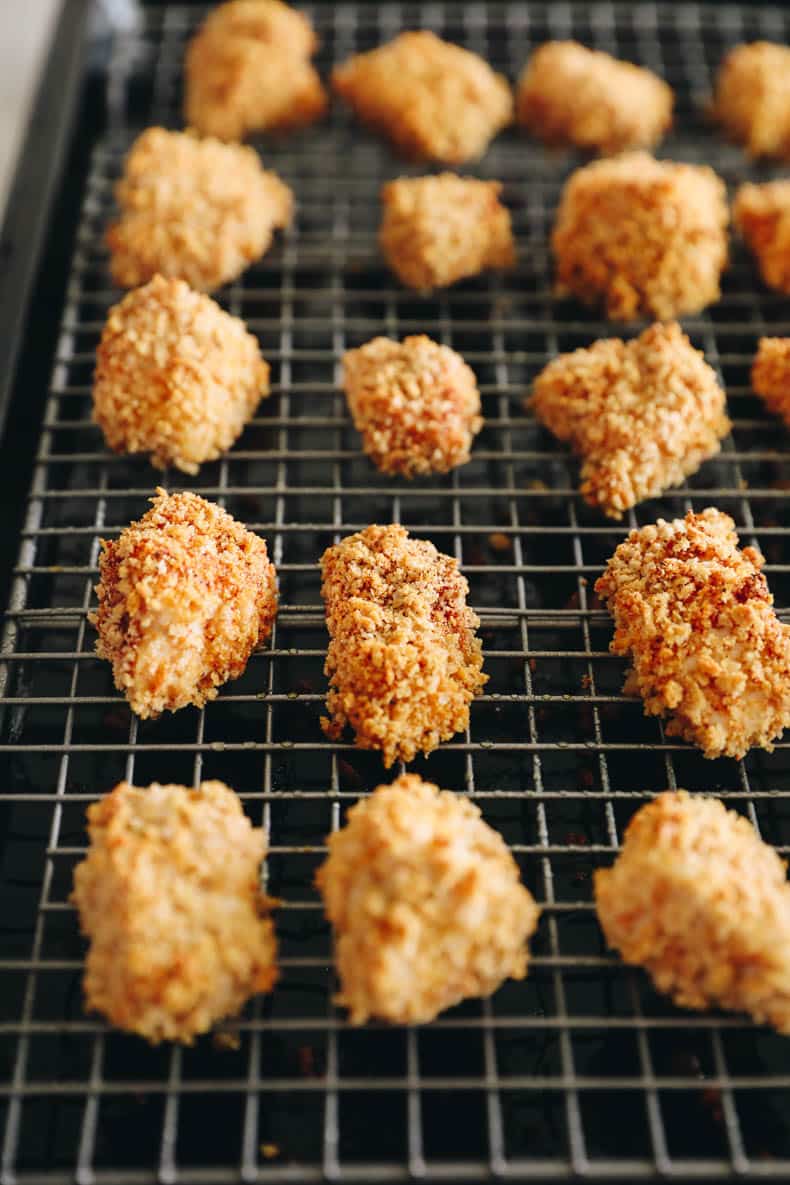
[4,1,790,1181]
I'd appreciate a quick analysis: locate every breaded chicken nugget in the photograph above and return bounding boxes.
[342,335,482,476]
[320,525,487,767]
[379,173,514,290]
[752,337,790,427]
[332,31,512,163]
[711,42,790,159]
[93,275,269,474]
[531,322,730,518]
[72,779,277,1044]
[517,41,673,154]
[316,773,539,1025]
[93,489,277,717]
[596,791,790,1032]
[185,0,326,140]
[107,128,293,292]
[552,153,728,320]
[734,181,790,294]
[595,508,790,760]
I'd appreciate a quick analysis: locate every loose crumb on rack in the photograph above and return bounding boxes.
[752,337,790,427]
[320,524,487,767]
[596,791,790,1033]
[733,180,790,294]
[316,773,540,1024]
[595,508,790,759]
[711,42,790,159]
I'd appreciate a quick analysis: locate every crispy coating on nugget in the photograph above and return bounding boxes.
[531,322,730,518]
[93,275,269,474]
[107,128,293,292]
[596,791,790,1032]
[379,173,514,290]
[552,153,728,320]
[93,489,277,717]
[595,509,790,760]
[752,337,790,428]
[72,780,277,1043]
[320,525,487,767]
[185,0,326,140]
[711,42,790,159]
[342,335,482,476]
[316,774,539,1024]
[332,31,512,163]
[517,41,673,154]
[734,181,790,294]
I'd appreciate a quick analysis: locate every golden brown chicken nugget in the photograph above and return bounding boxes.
[734,180,790,294]
[752,337,790,427]
[711,42,790,159]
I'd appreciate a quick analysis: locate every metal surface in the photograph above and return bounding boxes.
[3,2,790,1182]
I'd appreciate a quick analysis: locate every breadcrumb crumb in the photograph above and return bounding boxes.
[342,335,482,476]
[517,41,673,154]
[72,780,277,1044]
[316,773,539,1024]
[711,42,790,159]
[93,489,277,717]
[595,508,790,760]
[93,275,269,474]
[596,791,790,1033]
[107,128,293,292]
[320,525,487,767]
[332,31,512,163]
[531,322,730,518]
[752,337,790,428]
[379,173,514,290]
[733,180,790,294]
[552,152,728,320]
[185,0,326,140]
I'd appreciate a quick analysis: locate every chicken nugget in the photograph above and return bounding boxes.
[734,180,790,294]
[93,275,269,474]
[316,773,539,1025]
[531,322,730,518]
[107,127,292,292]
[752,337,790,428]
[595,508,790,760]
[596,791,790,1032]
[332,31,512,163]
[72,779,277,1043]
[552,152,728,320]
[517,41,673,154]
[185,0,327,140]
[93,489,277,717]
[379,173,514,290]
[342,335,482,476]
[320,524,487,767]
[711,42,790,159]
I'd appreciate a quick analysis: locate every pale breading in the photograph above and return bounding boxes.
[320,524,487,767]
[595,791,790,1033]
[516,41,673,154]
[552,152,729,321]
[342,335,482,477]
[379,173,515,290]
[595,508,790,760]
[93,275,269,474]
[332,31,513,163]
[711,42,790,159]
[316,773,540,1025]
[107,128,293,292]
[530,322,730,518]
[92,489,277,717]
[733,180,790,294]
[752,337,790,427]
[72,780,277,1044]
[185,0,327,140]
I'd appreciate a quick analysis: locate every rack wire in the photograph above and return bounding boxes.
[4,1,790,1181]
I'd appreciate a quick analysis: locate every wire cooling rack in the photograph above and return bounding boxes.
[4,1,790,1181]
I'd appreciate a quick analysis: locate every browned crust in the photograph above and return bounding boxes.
[752,336,790,427]
[319,524,487,767]
[316,773,540,1024]
[711,42,790,159]
[733,181,790,294]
